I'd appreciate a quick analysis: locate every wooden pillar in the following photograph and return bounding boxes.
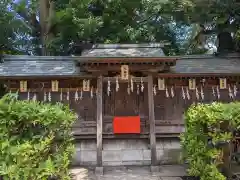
[148,74,157,167]
[96,75,103,174]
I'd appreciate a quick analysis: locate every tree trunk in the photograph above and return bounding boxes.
[39,0,48,55]
[39,0,55,55]
[221,142,231,178]
[219,121,232,178]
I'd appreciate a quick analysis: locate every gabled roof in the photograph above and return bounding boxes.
[81,43,166,57]
[0,51,240,77]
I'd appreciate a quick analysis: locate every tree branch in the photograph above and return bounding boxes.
[16,10,41,36]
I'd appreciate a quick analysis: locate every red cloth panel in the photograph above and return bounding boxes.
[113,116,140,134]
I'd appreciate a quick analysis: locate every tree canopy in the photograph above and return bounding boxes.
[1,0,240,56]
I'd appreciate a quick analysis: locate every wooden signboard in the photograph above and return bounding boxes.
[120,65,129,80]
[83,80,90,91]
[189,79,196,90]
[20,81,27,92]
[158,78,165,90]
[51,80,59,92]
[219,78,227,89]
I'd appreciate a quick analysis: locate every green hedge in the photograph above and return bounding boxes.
[0,93,76,180]
[181,102,240,180]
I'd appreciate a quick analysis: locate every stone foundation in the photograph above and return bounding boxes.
[72,139,181,166]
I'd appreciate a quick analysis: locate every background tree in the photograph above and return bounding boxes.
[0,0,31,55]
[5,0,183,55]
[160,0,240,53]
[2,0,240,56]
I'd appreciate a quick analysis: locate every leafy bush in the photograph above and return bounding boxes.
[0,93,76,180]
[181,102,240,180]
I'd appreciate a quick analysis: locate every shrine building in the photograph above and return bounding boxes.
[1,44,240,172]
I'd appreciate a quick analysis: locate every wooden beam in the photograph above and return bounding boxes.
[102,76,148,82]
[0,75,96,80]
[157,73,240,78]
[148,74,157,166]
[77,56,177,64]
[96,75,103,167]
[73,134,181,140]
[83,64,166,72]
[9,87,98,92]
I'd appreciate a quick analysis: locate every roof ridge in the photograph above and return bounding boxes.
[92,43,169,49]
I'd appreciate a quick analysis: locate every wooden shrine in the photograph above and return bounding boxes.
[1,44,240,169]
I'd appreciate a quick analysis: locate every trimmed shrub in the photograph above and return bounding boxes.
[181,102,240,180]
[0,93,76,180]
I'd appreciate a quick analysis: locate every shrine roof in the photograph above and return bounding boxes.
[0,53,240,77]
[81,43,166,58]
[171,53,240,74]
[0,55,79,77]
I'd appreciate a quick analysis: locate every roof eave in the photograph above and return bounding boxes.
[157,73,240,78]
[0,74,96,79]
[78,56,179,64]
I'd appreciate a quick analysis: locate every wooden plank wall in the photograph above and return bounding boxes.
[11,79,240,136]
[154,88,185,134]
[103,82,149,134]
[154,86,238,134]
[70,91,97,135]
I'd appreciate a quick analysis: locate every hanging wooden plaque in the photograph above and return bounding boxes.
[219,78,227,89]
[158,78,165,90]
[51,80,59,92]
[83,79,90,91]
[20,81,27,92]
[189,79,196,90]
[120,65,129,80]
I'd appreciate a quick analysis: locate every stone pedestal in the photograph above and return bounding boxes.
[95,166,103,176]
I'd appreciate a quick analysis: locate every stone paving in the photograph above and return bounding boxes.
[70,165,186,180]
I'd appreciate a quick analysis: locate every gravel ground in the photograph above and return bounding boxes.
[70,165,186,180]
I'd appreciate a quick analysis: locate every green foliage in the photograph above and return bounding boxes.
[0,93,76,180]
[9,0,183,55]
[157,0,240,53]
[181,102,240,180]
[48,0,180,55]
[0,0,32,55]
[2,0,240,55]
